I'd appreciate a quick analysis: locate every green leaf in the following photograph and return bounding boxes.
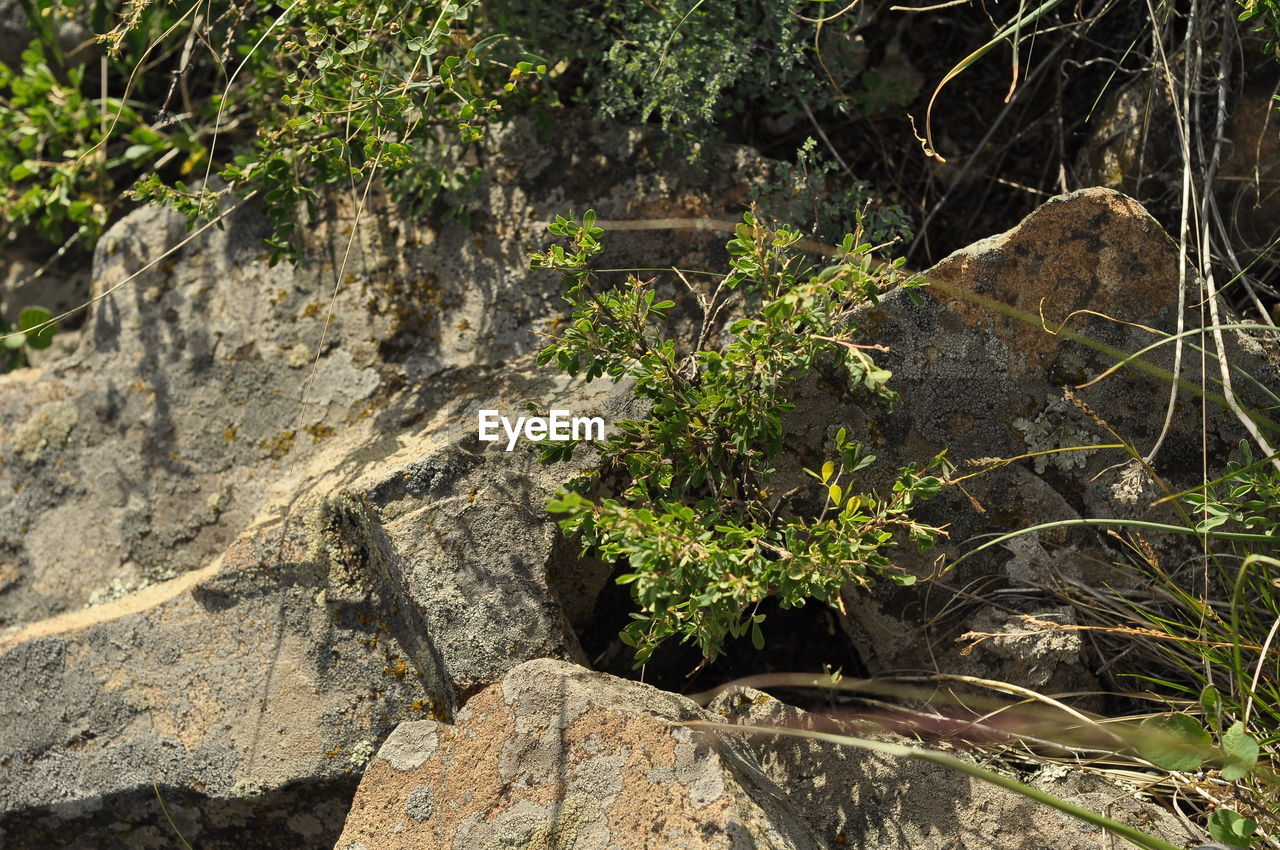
[1220,721,1259,781]
[546,491,587,513]
[821,461,835,483]
[750,618,765,650]
[828,483,843,507]
[1200,684,1221,729]
[1136,714,1213,772]
[18,307,57,350]
[1208,807,1257,848]
[865,367,892,389]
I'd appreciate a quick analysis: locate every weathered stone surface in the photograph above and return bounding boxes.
[705,685,1195,850]
[772,187,1279,686]
[0,120,761,847]
[885,187,1275,511]
[335,658,827,850]
[0,119,762,629]
[0,137,1235,848]
[0,362,634,849]
[336,660,1194,850]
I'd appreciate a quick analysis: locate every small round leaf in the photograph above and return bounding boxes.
[17,307,54,350]
[1220,721,1259,781]
[1136,714,1213,772]
[1208,807,1257,847]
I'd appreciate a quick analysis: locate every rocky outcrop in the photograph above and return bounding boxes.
[335,659,1193,850]
[0,121,765,848]
[0,365,633,849]
[776,187,1279,685]
[0,134,1244,849]
[0,119,766,630]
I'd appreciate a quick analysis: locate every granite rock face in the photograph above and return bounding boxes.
[335,659,1194,850]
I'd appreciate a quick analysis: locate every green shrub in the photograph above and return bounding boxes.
[1,0,542,262]
[751,137,914,248]
[530,210,947,668]
[487,0,916,146]
[0,38,165,247]
[2,0,917,265]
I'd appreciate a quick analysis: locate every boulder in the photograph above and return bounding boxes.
[334,659,1192,850]
[0,363,634,849]
[0,119,763,848]
[767,187,1279,689]
[0,118,763,630]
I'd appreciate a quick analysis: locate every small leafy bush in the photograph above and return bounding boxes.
[0,40,165,246]
[530,210,948,667]
[487,0,916,147]
[751,137,914,248]
[118,0,544,263]
[1,0,543,262]
[1136,704,1268,846]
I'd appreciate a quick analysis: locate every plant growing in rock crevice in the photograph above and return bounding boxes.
[530,210,949,668]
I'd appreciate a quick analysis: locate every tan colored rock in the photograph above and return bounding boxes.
[925,188,1178,378]
[335,660,1195,850]
[335,658,827,850]
[774,187,1280,686]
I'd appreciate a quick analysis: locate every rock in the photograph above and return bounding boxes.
[0,119,765,629]
[0,119,766,847]
[705,685,1193,850]
[0,131,1241,848]
[335,659,1191,850]
[951,606,1098,698]
[1073,82,1175,201]
[0,363,633,849]
[772,187,1280,689]
[334,658,829,850]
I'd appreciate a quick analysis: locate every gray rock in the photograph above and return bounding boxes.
[0,120,765,847]
[772,187,1280,688]
[0,362,632,849]
[0,119,764,629]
